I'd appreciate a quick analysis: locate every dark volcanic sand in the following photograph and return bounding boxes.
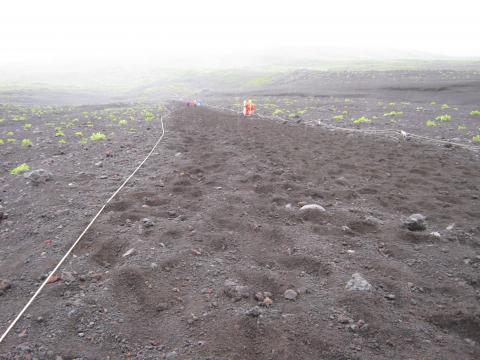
[1,104,480,359]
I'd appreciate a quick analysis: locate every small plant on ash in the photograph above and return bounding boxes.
[352,116,371,125]
[90,132,107,141]
[383,111,403,117]
[10,163,30,176]
[21,139,33,147]
[435,114,451,122]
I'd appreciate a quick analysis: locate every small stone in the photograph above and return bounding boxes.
[345,273,373,291]
[61,271,75,282]
[364,215,383,226]
[254,292,265,301]
[142,218,154,227]
[348,324,359,332]
[284,289,298,300]
[246,306,261,317]
[385,293,396,300]
[403,213,427,231]
[299,204,326,212]
[0,279,12,291]
[122,248,136,257]
[262,297,273,307]
[223,280,250,300]
[297,286,308,295]
[166,351,178,360]
[338,314,353,324]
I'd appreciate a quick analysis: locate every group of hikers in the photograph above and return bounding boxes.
[186,99,255,117]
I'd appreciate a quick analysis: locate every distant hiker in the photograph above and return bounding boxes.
[243,99,255,116]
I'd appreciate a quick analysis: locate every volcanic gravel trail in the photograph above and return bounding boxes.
[1,104,480,359]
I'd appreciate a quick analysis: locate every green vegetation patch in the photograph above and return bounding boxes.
[353,116,372,124]
[435,114,451,122]
[470,110,480,116]
[90,132,107,141]
[21,139,33,147]
[10,163,30,176]
[383,111,403,117]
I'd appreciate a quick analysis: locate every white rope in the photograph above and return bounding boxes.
[0,113,167,344]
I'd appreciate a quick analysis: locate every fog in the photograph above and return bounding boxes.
[1,0,479,86]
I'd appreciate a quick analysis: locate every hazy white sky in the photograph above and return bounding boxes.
[1,0,479,70]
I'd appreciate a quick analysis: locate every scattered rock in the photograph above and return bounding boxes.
[23,169,52,185]
[262,297,273,307]
[61,271,75,283]
[403,213,427,231]
[223,279,250,301]
[338,314,353,324]
[299,204,326,212]
[246,306,261,317]
[142,218,154,227]
[255,292,265,301]
[364,215,384,226]
[122,248,136,257]
[385,293,396,300]
[284,289,298,300]
[345,273,373,291]
[0,279,12,292]
[166,351,178,360]
[47,274,61,284]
